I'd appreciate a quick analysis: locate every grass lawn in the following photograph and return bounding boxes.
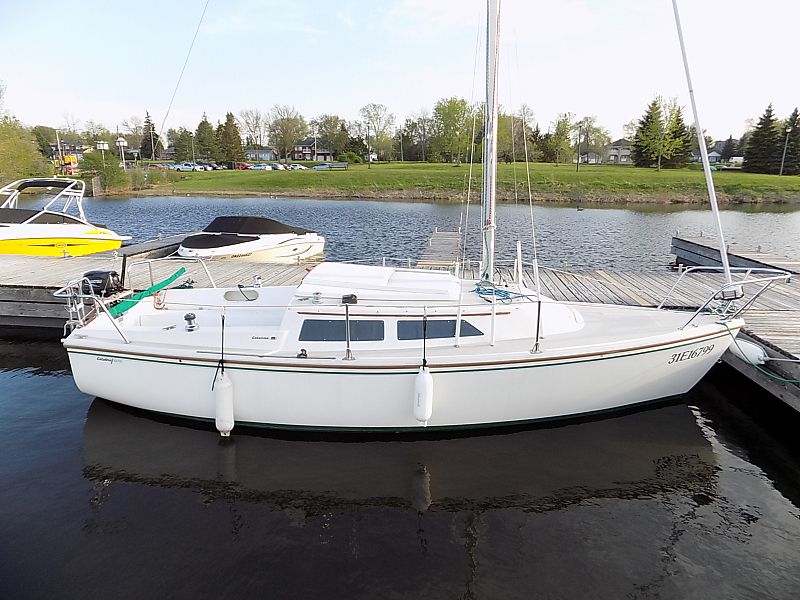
[148,162,800,203]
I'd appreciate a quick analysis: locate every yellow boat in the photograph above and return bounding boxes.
[0,178,130,257]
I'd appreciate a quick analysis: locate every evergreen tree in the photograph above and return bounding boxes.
[194,113,218,160]
[778,107,800,176]
[660,106,692,169]
[168,127,193,161]
[139,111,161,160]
[720,135,736,162]
[743,104,780,173]
[216,112,245,162]
[632,99,663,167]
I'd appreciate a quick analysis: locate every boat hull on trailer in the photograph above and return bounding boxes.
[65,312,740,431]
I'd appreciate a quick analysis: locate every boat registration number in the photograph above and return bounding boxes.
[668,344,715,364]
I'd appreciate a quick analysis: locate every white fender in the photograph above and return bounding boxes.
[413,366,434,424]
[728,338,768,365]
[214,370,235,437]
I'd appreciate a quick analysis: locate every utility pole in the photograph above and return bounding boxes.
[366,123,371,169]
[779,126,793,176]
[575,122,582,173]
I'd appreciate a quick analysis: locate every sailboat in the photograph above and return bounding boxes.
[0,178,130,256]
[60,1,782,435]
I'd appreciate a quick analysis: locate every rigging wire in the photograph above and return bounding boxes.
[514,41,542,299]
[507,57,519,205]
[157,0,212,141]
[461,24,485,273]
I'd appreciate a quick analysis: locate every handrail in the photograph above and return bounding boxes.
[657,266,791,310]
[125,256,216,288]
[654,265,792,329]
[53,277,130,343]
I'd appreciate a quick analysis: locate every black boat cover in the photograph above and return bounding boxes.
[180,233,260,249]
[202,216,312,235]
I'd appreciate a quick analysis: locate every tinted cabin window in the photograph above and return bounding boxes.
[397,319,482,340]
[299,319,384,342]
[28,212,83,225]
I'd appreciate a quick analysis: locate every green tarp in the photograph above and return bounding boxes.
[108,267,187,317]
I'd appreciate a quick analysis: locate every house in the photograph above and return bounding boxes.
[578,151,602,164]
[291,137,333,161]
[691,149,721,163]
[244,147,276,161]
[603,139,632,164]
[48,142,90,161]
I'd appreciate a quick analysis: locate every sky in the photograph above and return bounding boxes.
[1,0,798,141]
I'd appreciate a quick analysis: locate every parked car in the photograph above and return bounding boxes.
[173,162,203,172]
[312,163,331,170]
[232,162,251,170]
[288,164,308,170]
[269,163,286,170]
[249,164,273,170]
[196,161,215,171]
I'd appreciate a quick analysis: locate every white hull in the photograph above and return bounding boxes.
[66,315,738,431]
[178,234,324,263]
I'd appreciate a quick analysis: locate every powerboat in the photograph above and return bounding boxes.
[177,215,325,262]
[0,178,130,257]
[59,1,788,435]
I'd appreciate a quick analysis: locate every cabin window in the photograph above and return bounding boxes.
[397,319,483,340]
[27,213,84,225]
[299,319,384,342]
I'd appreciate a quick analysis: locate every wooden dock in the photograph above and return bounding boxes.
[416,228,461,269]
[672,235,800,274]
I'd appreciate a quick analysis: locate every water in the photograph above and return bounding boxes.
[68,196,800,270]
[2,198,800,597]
[1,337,800,599]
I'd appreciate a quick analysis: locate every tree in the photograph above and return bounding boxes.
[268,105,306,162]
[430,97,472,163]
[660,105,692,169]
[238,109,269,147]
[310,114,349,158]
[0,117,51,180]
[632,99,663,167]
[779,107,800,176]
[549,113,574,165]
[194,113,219,160]
[359,103,395,160]
[31,125,57,157]
[82,121,114,147]
[720,135,737,162]
[743,104,780,173]
[121,115,144,150]
[216,112,245,162]
[400,111,433,162]
[139,111,161,160]
[168,127,194,161]
[573,115,611,164]
[79,149,127,188]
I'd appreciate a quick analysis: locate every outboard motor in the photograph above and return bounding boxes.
[82,270,123,297]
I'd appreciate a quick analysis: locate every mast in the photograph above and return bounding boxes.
[672,0,732,284]
[480,0,501,282]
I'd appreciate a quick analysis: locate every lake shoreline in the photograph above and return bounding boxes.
[95,186,800,204]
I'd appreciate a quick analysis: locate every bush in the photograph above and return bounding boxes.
[338,151,363,164]
[129,167,146,190]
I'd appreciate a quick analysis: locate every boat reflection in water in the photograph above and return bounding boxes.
[83,399,717,515]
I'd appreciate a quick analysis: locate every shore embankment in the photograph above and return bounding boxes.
[101,162,800,204]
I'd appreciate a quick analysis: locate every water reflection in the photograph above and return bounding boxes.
[83,399,717,515]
